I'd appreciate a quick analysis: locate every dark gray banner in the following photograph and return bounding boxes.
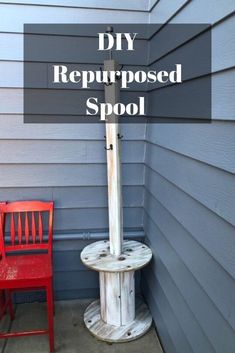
[24,24,211,123]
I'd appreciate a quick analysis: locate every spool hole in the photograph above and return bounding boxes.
[99,253,107,258]
[118,256,126,261]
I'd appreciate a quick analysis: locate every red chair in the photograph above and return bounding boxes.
[0,201,54,352]
[0,202,13,321]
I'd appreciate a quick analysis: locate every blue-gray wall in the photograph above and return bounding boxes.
[142,2,235,353]
[1,2,235,353]
[0,0,148,300]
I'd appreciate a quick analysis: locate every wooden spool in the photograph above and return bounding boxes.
[81,240,152,341]
[84,298,152,342]
[81,59,152,342]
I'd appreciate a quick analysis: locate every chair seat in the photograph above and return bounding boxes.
[0,254,52,286]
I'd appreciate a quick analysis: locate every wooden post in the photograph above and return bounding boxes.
[102,60,126,326]
[81,59,152,342]
[99,270,135,326]
[104,60,123,257]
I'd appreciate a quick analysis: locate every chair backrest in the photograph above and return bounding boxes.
[0,201,54,258]
[0,202,6,259]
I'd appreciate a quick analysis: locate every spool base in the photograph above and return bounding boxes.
[84,298,152,342]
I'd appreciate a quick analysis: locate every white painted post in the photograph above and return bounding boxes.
[104,60,123,257]
[120,271,135,325]
[102,59,125,326]
[81,57,152,342]
[100,271,121,326]
[99,271,135,326]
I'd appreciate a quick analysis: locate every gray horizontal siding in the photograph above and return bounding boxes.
[149,0,189,24]
[0,117,145,140]
[0,1,147,304]
[149,16,235,76]
[0,185,144,238]
[0,0,148,11]
[143,211,235,353]
[148,8,235,121]
[0,140,145,163]
[0,3,148,34]
[0,185,143,208]
[149,23,209,66]
[53,207,143,231]
[143,264,214,353]
[143,2,235,353]
[212,69,235,120]
[148,38,235,120]
[143,279,177,353]
[170,0,235,24]
[146,122,235,173]
[144,271,194,353]
[144,178,235,329]
[144,138,235,353]
[212,15,235,72]
[145,143,235,226]
[2,206,143,232]
[0,163,144,187]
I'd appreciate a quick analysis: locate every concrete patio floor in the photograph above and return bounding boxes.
[0,299,163,353]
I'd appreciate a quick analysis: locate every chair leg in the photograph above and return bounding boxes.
[46,282,54,353]
[0,291,6,320]
[7,291,14,321]
[51,278,55,316]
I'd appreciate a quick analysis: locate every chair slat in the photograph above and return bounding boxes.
[10,213,15,246]
[0,213,5,256]
[32,212,36,243]
[18,213,22,244]
[39,212,43,243]
[1,201,53,253]
[25,212,29,244]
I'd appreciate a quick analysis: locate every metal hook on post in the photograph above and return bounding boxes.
[100,67,113,86]
[115,65,124,81]
[104,144,113,151]
[117,133,123,140]
[105,78,112,86]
